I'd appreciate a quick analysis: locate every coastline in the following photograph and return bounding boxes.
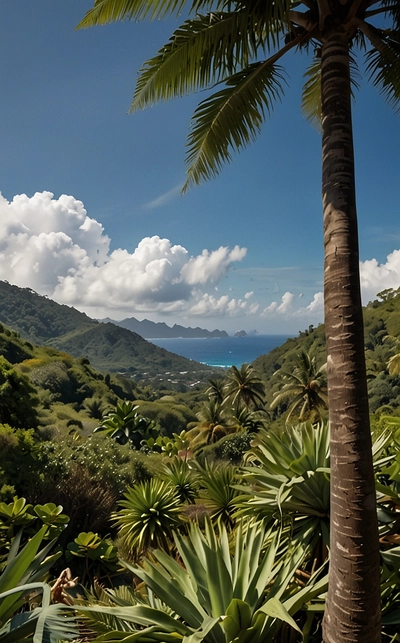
[149,334,292,368]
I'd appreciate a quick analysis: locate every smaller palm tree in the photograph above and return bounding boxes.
[270,351,328,423]
[225,404,269,433]
[224,364,265,410]
[206,378,226,404]
[186,398,228,449]
[84,397,106,420]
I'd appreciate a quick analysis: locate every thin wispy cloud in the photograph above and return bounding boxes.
[143,184,183,210]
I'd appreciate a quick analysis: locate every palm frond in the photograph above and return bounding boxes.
[379,0,400,30]
[131,12,261,110]
[301,57,322,130]
[366,28,400,113]
[183,61,286,190]
[302,52,360,130]
[77,0,186,28]
[388,352,400,375]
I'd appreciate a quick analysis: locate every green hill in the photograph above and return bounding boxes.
[0,281,218,383]
[253,287,400,415]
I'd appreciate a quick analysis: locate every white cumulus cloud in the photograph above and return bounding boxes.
[0,191,250,319]
[3,190,397,332]
[360,250,400,303]
[181,245,247,285]
[188,293,259,317]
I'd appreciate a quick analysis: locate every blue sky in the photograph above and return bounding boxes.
[0,1,399,334]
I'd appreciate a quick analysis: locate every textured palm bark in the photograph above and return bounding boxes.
[320,33,381,643]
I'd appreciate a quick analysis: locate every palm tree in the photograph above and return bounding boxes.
[186,397,228,449]
[224,363,266,410]
[206,377,226,404]
[77,2,400,639]
[382,334,400,375]
[270,350,328,422]
[226,403,269,432]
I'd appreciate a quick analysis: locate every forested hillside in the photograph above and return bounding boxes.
[254,288,400,416]
[0,281,218,381]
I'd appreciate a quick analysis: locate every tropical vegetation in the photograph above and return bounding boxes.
[76,0,400,637]
[2,289,400,641]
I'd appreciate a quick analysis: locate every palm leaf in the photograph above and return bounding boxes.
[183,61,286,190]
[0,584,77,643]
[366,28,400,113]
[131,12,258,110]
[301,57,322,130]
[77,0,186,27]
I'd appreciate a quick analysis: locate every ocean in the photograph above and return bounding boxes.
[149,334,292,368]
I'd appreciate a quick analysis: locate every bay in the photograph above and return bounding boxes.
[148,334,292,368]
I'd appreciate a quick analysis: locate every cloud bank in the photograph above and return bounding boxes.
[0,191,398,331]
[0,191,250,320]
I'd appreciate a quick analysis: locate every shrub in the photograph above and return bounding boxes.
[0,357,38,428]
[0,424,44,499]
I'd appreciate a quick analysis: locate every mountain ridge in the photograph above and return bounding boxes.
[100,316,228,339]
[0,281,219,381]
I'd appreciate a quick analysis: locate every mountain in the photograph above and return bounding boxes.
[0,281,219,381]
[101,316,228,339]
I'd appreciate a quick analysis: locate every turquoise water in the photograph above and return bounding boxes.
[149,335,292,368]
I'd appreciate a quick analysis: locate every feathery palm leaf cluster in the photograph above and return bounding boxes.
[271,350,327,422]
[187,364,268,451]
[78,0,400,190]
[224,363,266,410]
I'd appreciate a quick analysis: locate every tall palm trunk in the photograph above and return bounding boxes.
[321,33,381,643]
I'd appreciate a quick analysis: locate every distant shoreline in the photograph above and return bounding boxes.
[149,334,292,368]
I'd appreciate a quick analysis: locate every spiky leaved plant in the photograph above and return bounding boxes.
[113,478,186,556]
[78,521,328,643]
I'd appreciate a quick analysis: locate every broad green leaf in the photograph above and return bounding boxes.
[257,596,301,633]
[221,599,252,640]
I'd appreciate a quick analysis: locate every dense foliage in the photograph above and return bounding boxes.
[1,289,400,640]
